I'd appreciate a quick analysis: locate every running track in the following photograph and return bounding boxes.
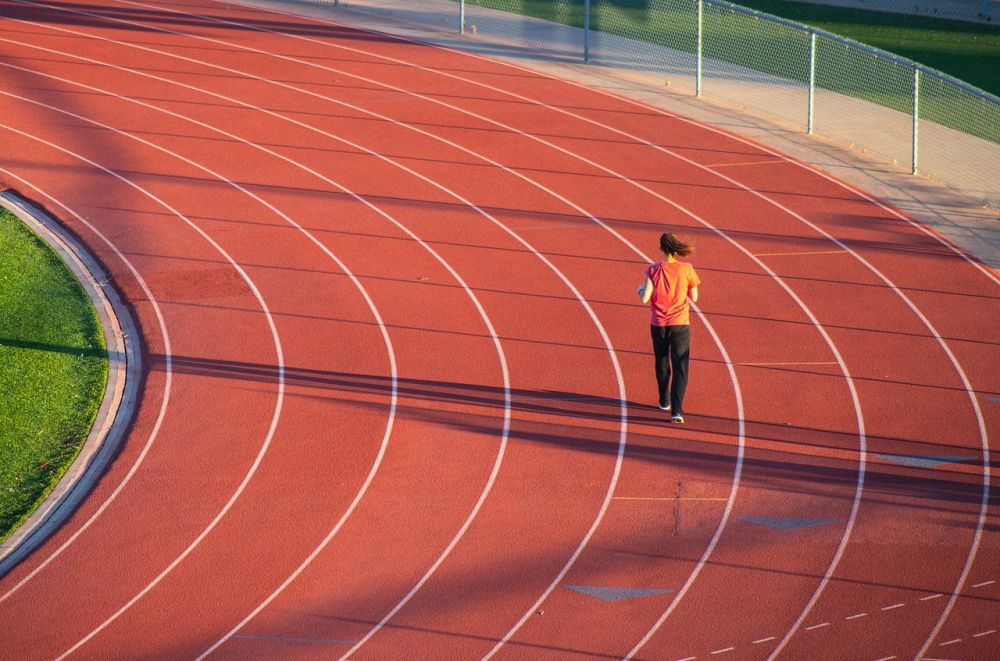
[0,1,997,658]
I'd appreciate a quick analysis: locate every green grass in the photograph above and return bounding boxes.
[465,0,1000,142]
[0,206,107,544]
[729,0,1000,97]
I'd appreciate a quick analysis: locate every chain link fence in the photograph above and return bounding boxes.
[318,0,999,209]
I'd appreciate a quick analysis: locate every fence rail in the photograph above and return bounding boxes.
[323,0,999,209]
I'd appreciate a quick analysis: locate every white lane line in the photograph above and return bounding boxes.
[8,5,864,659]
[973,629,996,637]
[921,594,945,601]
[0,121,288,660]
[0,8,673,659]
[7,138,288,661]
[752,637,776,645]
[881,603,906,611]
[873,656,897,661]
[0,168,172,605]
[972,580,995,588]
[254,14,994,655]
[0,33,511,661]
[939,638,962,646]
[0,32,510,661]
[0,47,406,617]
[99,7,859,656]
[198,8,993,652]
[1,10,620,659]
[710,648,735,655]
[753,250,847,257]
[804,622,830,631]
[88,4,886,657]
[845,613,868,620]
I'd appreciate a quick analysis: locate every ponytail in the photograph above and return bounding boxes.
[659,232,694,257]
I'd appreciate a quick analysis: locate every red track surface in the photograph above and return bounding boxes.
[0,1,997,659]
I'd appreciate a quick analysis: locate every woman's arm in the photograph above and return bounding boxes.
[640,277,654,304]
[688,285,699,303]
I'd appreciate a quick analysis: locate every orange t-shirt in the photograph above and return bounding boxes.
[645,260,700,326]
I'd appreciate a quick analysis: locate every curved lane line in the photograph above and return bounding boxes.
[0,9,634,656]
[0,22,513,655]
[0,36,510,654]
[92,7,864,653]
[0,167,173,603]
[222,15,990,654]
[0,51,406,615]
[191,11,990,645]
[21,2,880,654]
[0,114,289,658]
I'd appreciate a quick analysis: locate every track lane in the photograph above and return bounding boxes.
[7,1,864,656]
[1,0,992,656]
[0,113,287,657]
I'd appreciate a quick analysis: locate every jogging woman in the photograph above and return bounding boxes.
[637,232,701,423]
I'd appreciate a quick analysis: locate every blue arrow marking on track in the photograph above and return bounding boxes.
[738,517,839,531]
[876,454,973,469]
[563,585,674,602]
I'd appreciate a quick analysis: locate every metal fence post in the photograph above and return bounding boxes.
[584,0,590,62]
[459,0,465,33]
[696,0,703,97]
[807,30,816,134]
[912,67,920,175]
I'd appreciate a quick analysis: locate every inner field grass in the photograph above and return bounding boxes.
[0,205,107,544]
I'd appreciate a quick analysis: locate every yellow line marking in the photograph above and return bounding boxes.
[754,249,847,257]
[739,361,838,367]
[613,497,730,501]
[705,159,785,168]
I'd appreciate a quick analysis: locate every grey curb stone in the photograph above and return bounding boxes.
[0,191,141,577]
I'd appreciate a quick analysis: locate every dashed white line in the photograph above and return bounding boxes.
[846,613,868,620]
[881,603,905,611]
[921,594,945,601]
[973,629,996,638]
[710,648,735,655]
[752,637,776,645]
[805,622,831,631]
[939,638,962,646]
[873,656,897,661]
[972,580,996,588]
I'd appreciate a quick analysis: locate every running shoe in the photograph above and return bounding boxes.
[670,414,684,424]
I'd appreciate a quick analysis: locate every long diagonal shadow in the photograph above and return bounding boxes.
[149,352,998,510]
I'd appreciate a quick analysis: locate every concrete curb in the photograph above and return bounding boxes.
[0,191,141,577]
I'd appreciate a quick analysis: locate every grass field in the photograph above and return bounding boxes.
[0,205,107,544]
[731,0,1000,97]
[466,0,999,142]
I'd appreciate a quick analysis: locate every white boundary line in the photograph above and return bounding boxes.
[13,1,868,656]
[0,32,503,661]
[204,7,990,655]
[3,8,634,657]
[0,117,290,659]
[0,173,158,595]
[0,68,405,659]
[87,3,864,655]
